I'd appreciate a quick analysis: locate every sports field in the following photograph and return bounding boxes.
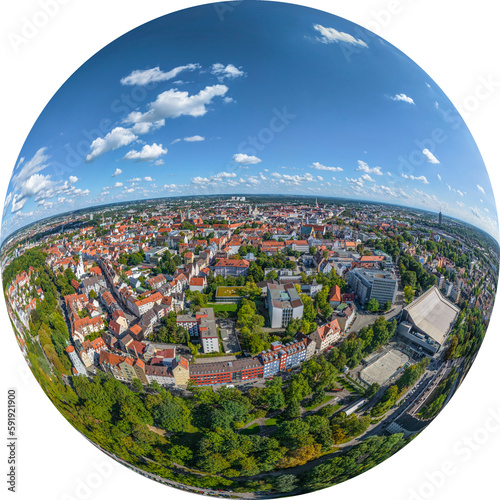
[360,348,409,386]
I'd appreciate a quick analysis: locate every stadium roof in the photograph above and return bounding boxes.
[404,286,460,345]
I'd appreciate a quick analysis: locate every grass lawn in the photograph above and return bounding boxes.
[305,395,334,411]
[330,403,342,414]
[264,418,278,427]
[240,423,260,435]
[208,302,238,313]
[340,378,363,395]
[346,374,366,391]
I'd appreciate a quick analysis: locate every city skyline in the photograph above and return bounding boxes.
[2,1,497,239]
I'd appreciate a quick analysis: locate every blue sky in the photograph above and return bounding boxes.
[2,0,497,239]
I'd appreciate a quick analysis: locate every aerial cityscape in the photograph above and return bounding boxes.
[1,1,499,498]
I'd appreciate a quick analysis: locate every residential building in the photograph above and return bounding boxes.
[189,357,264,386]
[328,285,342,307]
[176,308,219,353]
[212,258,250,277]
[309,319,342,352]
[259,339,308,377]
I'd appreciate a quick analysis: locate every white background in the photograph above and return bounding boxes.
[1,1,499,499]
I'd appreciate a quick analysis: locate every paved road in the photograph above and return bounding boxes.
[349,304,403,334]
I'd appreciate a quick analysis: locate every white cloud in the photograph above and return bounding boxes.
[402,173,430,184]
[313,24,368,48]
[86,127,137,162]
[213,172,237,180]
[191,176,210,185]
[346,177,364,188]
[233,153,262,165]
[211,63,245,81]
[123,143,167,162]
[422,148,440,164]
[361,174,375,182]
[154,159,164,166]
[143,176,154,182]
[172,135,205,144]
[437,174,442,181]
[390,93,415,105]
[477,184,485,194]
[271,172,316,186]
[471,206,481,218]
[356,161,383,175]
[191,172,237,186]
[8,148,88,213]
[310,162,343,172]
[184,135,205,142]
[120,64,200,86]
[131,120,165,135]
[457,190,464,197]
[11,147,50,191]
[124,85,228,124]
[112,168,122,177]
[114,182,123,188]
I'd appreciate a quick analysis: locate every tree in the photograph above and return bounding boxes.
[151,396,192,432]
[268,270,278,280]
[89,289,97,300]
[384,301,392,311]
[188,342,200,356]
[284,399,301,419]
[277,443,322,468]
[402,270,417,288]
[404,285,415,304]
[310,388,326,407]
[445,336,459,360]
[274,474,298,493]
[367,299,380,313]
[364,383,380,399]
[309,246,317,256]
[275,419,312,449]
[132,378,144,393]
[301,294,317,322]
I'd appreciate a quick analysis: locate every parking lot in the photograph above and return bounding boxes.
[218,318,241,354]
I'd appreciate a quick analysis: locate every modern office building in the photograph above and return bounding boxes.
[348,268,397,306]
[267,283,304,328]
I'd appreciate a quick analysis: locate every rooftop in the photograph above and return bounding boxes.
[404,286,460,344]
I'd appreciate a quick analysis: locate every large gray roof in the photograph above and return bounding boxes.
[404,286,460,344]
